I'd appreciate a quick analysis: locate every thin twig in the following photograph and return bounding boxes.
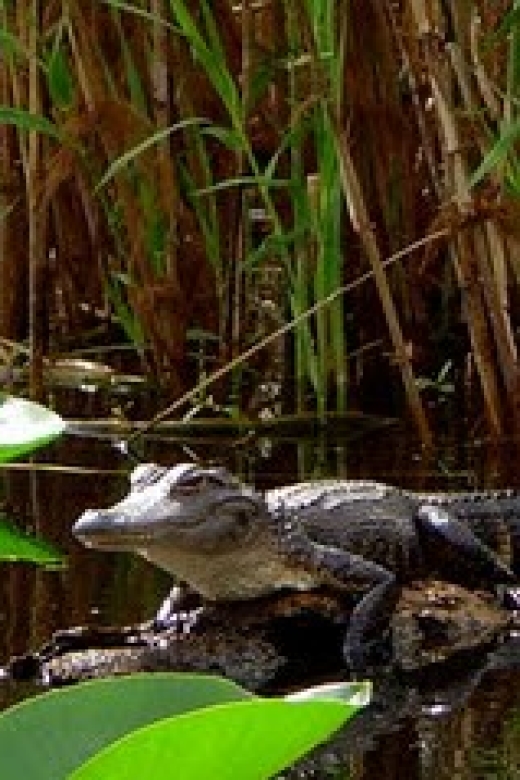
[0,462,125,475]
[127,227,449,445]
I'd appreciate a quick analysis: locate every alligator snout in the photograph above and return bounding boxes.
[73,509,126,549]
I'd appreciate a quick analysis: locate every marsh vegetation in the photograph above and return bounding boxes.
[0,1,519,444]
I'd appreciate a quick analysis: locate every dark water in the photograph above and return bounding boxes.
[1,421,520,778]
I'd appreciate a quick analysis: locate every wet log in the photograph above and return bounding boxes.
[6,581,512,692]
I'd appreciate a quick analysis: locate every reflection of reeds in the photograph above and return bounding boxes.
[0,2,519,439]
[471,705,520,779]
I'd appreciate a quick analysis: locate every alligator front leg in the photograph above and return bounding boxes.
[317,546,399,672]
[345,577,401,672]
[415,504,517,586]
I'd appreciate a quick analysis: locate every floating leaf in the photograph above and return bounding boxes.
[0,396,66,462]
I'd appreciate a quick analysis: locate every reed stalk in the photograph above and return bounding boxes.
[404,0,520,430]
[282,0,348,417]
[127,227,448,443]
[0,16,24,343]
[332,112,433,446]
[26,0,46,400]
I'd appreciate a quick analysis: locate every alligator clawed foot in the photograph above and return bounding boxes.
[151,606,205,637]
[150,615,179,633]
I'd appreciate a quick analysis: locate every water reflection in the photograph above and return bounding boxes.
[1,423,520,779]
[470,703,520,779]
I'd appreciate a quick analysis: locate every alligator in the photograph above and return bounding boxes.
[73,463,520,670]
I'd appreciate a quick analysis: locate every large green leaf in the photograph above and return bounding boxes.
[0,673,369,780]
[0,396,66,462]
[0,673,251,780]
[0,515,63,567]
[71,697,357,780]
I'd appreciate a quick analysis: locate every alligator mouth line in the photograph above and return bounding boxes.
[75,515,205,549]
[76,527,155,549]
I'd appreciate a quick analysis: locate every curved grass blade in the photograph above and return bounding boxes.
[469,119,520,187]
[99,0,177,32]
[96,117,209,191]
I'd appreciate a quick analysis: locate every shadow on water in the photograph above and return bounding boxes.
[1,418,520,778]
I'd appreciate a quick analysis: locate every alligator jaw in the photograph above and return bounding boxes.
[73,509,156,551]
[138,538,321,601]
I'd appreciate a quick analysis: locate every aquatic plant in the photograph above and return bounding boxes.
[0,673,370,779]
[0,395,65,565]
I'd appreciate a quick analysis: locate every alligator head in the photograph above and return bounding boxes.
[73,462,317,601]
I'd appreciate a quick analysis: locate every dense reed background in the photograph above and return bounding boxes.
[0,1,519,443]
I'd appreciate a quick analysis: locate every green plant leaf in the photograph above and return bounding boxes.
[45,29,74,111]
[194,176,290,197]
[0,27,25,59]
[167,0,240,119]
[100,0,177,31]
[102,276,145,346]
[0,107,61,139]
[200,124,243,151]
[0,673,368,780]
[96,117,209,190]
[70,682,363,780]
[116,15,147,112]
[0,673,251,780]
[0,396,66,462]
[469,119,520,187]
[0,515,63,567]
[483,5,520,47]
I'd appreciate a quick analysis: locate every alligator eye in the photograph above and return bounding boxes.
[171,475,206,494]
[130,463,167,488]
[171,473,227,494]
